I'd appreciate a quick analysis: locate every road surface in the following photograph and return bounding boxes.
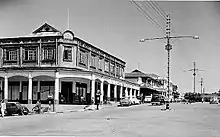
[0,103,220,137]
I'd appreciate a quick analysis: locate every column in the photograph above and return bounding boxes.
[28,74,32,104]
[100,81,104,104]
[4,75,8,102]
[125,87,128,98]
[91,79,95,104]
[107,83,110,101]
[120,86,123,100]
[54,76,60,105]
[37,81,40,100]
[134,89,137,97]
[19,81,22,101]
[114,85,117,102]
[72,81,76,95]
[137,90,140,96]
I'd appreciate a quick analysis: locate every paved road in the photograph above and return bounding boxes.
[1,103,220,137]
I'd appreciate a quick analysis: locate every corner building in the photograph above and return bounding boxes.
[0,23,140,105]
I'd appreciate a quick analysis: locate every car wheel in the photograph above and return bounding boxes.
[18,110,24,116]
[4,110,8,116]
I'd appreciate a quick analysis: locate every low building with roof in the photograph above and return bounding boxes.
[125,69,178,100]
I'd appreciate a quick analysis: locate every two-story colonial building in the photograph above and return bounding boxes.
[0,23,140,105]
[125,69,178,100]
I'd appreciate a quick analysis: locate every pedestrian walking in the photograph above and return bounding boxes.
[0,99,6,118]
[32,100,41,114]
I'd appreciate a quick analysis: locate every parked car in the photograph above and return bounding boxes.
[0,102,30,116]
[209,97,219,104]
[130,97,141,105]
[119,97,132,106]
[151,95,165,106]
[144,95,152,103]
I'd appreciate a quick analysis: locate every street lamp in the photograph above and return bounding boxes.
[140,35,199,101]
[139,14,199,106]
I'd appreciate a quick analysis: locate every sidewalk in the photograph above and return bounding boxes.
[23,102,119,114]
[56,102,119,113]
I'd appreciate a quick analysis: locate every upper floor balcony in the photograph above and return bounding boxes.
[0,23,126,79]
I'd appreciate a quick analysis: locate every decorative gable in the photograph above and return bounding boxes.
[32,23,61,34]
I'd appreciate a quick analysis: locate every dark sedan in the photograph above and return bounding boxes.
[0,102,30,116]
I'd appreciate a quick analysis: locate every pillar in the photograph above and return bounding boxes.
[28,74,32,104]
[54,77,60,104]
[37,81,40,100]
[91,79,95,104]
[114,85,117,102]
[107,83,110,101]
[125,87,128,98]
[137,90,140,96]
[4,75,8,102]
[120,86,123,100]
[19,81,22,101]
[134,89,137,97]
[100,81,104,104]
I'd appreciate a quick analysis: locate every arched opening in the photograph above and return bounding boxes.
[8,76,28,103]
[33,75,55,104]
[60,77,90,105]
[94,79,101,105]
[103,81,109,103]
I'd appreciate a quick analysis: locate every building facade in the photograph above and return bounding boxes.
[0,23,140,105]
[125,69,178,100]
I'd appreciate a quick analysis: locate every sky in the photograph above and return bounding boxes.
[0,0,220,93]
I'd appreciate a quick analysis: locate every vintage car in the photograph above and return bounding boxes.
[119,97,132,106]
[0,102,30,116]
[144,95,153,103]
[151,94,165,106]
[130,97,141,105]
[209,97,219,104]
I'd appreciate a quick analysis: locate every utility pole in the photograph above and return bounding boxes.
[186,62,204,93]
[139,14,199,101]
[200,78,203,94]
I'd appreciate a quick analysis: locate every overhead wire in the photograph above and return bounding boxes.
[151,0,167,18]
[132,0,166,35]
[145,1,167,22]
[149,0,177,43]
[141,1,166,29]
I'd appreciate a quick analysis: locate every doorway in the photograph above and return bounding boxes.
[61,82,73,104]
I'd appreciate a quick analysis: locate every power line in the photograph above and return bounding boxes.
[132,0,165,34]
[144,1,166,21]
[147,1,167,21]
[152,0,167,17]
[150,1,177,36]
[141,2,166,28]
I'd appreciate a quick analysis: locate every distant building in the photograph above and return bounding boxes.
[125,69,178,100]
[0,23,140,105]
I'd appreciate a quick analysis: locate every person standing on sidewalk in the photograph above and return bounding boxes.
[96,90,101,110]
[0,99,6,118]
[48,93,54,112]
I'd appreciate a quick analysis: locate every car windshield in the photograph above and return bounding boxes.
[16,102,21,105]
